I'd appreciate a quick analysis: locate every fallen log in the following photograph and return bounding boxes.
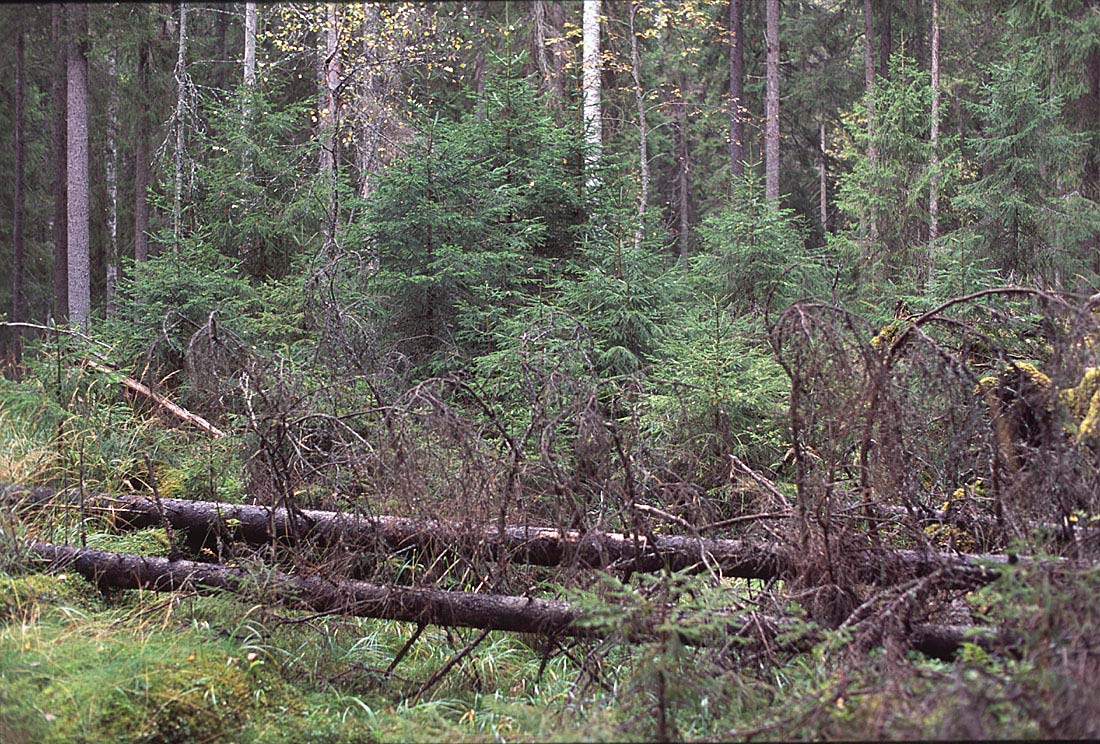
[83,359,226,438]
[2,484,790,579]
[23,540,1004,660]
[2,484,1072,586]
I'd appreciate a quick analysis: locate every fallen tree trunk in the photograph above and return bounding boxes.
[2,484,1071,586]
[83,358,226,438]
[23,540,1005,660]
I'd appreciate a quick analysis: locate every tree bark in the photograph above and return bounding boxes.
[67,3,91,330]
[928,0,941,280]
[244,2,257,89]
[582,0,602,191]
[673,74,692,259]
[629,2,649,253]
[173,2,189,247]
[728,0,744,181]
[878,0,892,81]
[11,19,26,354]
[319,2,341,256]
[51,5,69,321]
[764,0,780,203]
[3,483,1065,587]
[106,49,120,319]
[818,121,828,233]
[134,42,151,264]
[23,539,1010,659]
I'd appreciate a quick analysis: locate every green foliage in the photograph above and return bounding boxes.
[953,40,1100,279]
[693,172,820,314]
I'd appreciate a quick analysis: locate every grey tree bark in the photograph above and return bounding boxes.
[11,20,26,349]
[66,3,91,329]
[105,49,119,319]
[134,42,151,264]
[928,0,941,279]
[51,5,69,320]
[173,2,189,246]
[819,121,828,233]
[244,2,257,89]
[864,0,880,246]
[582,0,602,191]
[629,2,649,253]
[764,0,780,203]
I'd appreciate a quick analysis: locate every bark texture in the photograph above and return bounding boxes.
[106,49,119,319]
[24,539,1007,659]
[582,0,602,190]
[11,21,26,348]
[134,42,150,263]
[764,0,780,203]
[629,2,649,253]
[51,4,69,320]
[66,3,91,329]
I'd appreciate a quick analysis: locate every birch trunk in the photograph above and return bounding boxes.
[582,0,602,191]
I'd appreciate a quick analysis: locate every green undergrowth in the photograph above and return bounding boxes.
[0,577,625,744]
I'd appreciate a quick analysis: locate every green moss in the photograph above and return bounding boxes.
[0,573,101,621]
[87,528,171,557]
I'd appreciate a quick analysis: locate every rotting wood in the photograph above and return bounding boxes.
[23,540,1006,660]
[3,484,1078,586]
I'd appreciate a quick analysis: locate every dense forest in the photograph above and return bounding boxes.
[1,1,1100,741]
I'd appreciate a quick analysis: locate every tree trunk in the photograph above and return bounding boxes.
[1083,6,1100,269]
[133,40,151,264]
[51,5,69,321]
[3,483,1057,588]
[24,539,1010,660]
[764,0,780,203]
[173,2,189,246]
[728,0,744,181]
[629,2,649,253]
[319,2,341,256]
[106,49,120,319]
[928,0,941,280]
[11,20,26,356]
[818,121,828,233]
[878,0,892,80]
[67,3,91,330]
[243,2,257,89]
[673,75,692,259]
[582,0,602,191]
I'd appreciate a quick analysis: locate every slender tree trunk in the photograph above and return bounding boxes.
[728,0,744,181]
[356,2,380,199]
[629,2,649,253]
[67,3,91,330]
[173,2,189,247]
[51,5,69,321]
[764,0,780,203]
[319,2,341,257]
[582,0,602,191]
[244,2,257,89]
[928,0,941,280]
[819,121,828,234]
[1083,7,1100,268]
[11,21,26,349]
[878,0,892,80]
[674,76,693,259]
[134,43,150,264]
[105,50,120,319]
